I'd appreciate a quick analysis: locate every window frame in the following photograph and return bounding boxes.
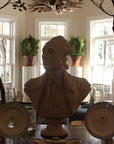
[0,17,15,89]
[90,18,114,84]
[35,19,70,76]
[89,17,114,101]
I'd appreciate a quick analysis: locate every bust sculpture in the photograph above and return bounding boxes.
[24,36,91,138]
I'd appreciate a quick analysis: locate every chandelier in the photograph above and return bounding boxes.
[28,0,83,13]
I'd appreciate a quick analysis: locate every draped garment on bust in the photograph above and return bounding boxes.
[24,71,91,119]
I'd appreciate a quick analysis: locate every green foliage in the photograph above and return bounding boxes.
[12,0,27,11]
[68,36,85,56]
[20,35,40,56]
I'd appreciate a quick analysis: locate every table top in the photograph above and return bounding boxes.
[1,125,113,144]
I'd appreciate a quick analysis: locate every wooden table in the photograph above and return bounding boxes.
[1,125,113,144]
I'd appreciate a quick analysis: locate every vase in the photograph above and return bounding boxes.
[71,56,81,67]
[23,56,35,66]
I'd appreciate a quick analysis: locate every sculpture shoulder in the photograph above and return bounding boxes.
[24,73,46,96]
[66,72,90,85]
[65,72,91,99]
[74,76,91,86]
[73,76,91,99]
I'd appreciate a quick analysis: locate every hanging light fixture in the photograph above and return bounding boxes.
[28,0,83,14]
[0,0,83,13]
[0,0,27,11]
[91,0,114,32]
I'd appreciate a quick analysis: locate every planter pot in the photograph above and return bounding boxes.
[24,56,35,66]
[71,56,81,67]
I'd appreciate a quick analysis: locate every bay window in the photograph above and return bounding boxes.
[90,18,114,101]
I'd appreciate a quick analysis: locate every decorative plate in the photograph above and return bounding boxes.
[85,102,114,139]
[0,102,30,138]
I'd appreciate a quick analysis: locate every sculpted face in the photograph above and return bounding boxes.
[42,42,64,71]
[42,36,73,71]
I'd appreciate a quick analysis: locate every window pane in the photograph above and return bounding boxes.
[6,40,10,63]
[104,68,113,85]
[106,45,114,67]
[103,22,112,35]
[6,40,10,51]
[93,66,103,83]
[93,23,104,37]
[93,21,113,37]
[6,65,11,83]
[41,25,49,37]
[41,25,57,37]
[3,22,10,35]
[0,22,2,34]
[0,40,10,64]
[48,25,56,37]
[6,51,10,63]
[95,40,104,64]
[0,65,11,83]
[57,25,65,36]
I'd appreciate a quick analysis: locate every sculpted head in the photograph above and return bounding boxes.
[42,36,73,71]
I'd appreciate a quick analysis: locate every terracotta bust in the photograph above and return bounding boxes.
[24,36,91,137]
[24,36,91,119]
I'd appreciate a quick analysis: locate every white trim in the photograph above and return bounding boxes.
[35,18,71,39]
[88,16,114,84]
[87,15,114,83]
[0,15,16,88]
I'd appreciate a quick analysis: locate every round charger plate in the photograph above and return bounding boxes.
[0,102,30,138]
[85,102,114,139]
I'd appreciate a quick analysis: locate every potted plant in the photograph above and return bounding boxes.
[68,36,85,67]
[20,35,40,66]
